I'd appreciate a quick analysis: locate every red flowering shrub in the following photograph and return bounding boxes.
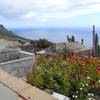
[27,53,100,99]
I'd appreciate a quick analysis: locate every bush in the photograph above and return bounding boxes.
[27,54,100,99]
[27,56,71,95]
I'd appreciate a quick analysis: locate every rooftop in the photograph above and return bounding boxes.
[46,42,91,54]
[65,42,90,53]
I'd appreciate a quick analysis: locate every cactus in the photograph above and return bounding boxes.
[67,35,70,42]
[72,35,75,42]
[98,45,100,57]
[95,33,99,56]
[93,25,96,53]
[92,25,100,57]
[81,39,84,45]
[67,35,75,42]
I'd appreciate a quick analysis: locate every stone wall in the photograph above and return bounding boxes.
[0,50,35,78]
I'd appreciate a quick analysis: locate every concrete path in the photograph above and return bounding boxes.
[0,69,58,100]
[0,83,18,100]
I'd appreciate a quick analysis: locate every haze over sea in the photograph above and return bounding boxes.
[12,27,100,47]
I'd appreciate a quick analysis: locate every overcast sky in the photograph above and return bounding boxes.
[0,0,100,28]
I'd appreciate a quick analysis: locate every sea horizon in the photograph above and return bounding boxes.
[11,27,100,48]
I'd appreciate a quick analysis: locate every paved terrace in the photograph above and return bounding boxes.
[0,69,58,100]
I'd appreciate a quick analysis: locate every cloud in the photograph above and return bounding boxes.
[0,16,3,19]
[0,0,100,22]
[20,12,37,19]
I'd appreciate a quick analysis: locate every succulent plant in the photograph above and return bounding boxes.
[93,25,100,57]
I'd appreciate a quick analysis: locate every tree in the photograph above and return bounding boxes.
[30,40,36,44]
[36,39,53,50]
[18,40,25,44]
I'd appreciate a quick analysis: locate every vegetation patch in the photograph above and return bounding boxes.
[27,53,100,100]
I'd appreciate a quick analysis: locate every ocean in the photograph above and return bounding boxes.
[11,27,100,47]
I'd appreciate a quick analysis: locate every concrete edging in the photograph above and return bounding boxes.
[0,69,58,100]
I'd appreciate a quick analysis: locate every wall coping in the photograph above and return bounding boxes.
[0,57,33,66]
[0,69,58,100]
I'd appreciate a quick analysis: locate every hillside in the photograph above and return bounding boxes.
[0,24,30,41]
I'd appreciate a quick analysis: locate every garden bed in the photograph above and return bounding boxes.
[27,54,100,100]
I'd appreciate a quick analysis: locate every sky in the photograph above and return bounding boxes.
[0,0,100,28]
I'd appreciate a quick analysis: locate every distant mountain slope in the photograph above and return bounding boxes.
[0,24,30,41]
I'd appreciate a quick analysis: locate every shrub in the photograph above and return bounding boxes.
[27,54,100,99]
